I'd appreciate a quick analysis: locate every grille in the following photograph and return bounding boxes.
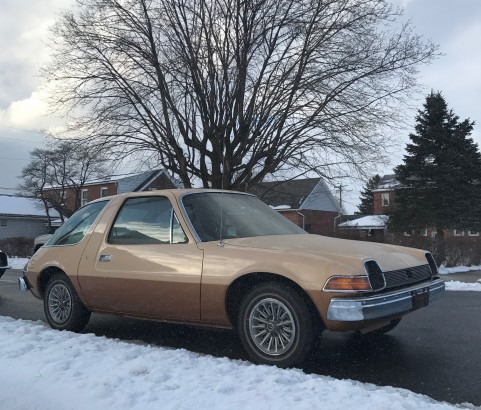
[364,260,385,291]
[383,264,432,289]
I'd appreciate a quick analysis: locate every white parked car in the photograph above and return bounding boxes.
[33,234,53,253]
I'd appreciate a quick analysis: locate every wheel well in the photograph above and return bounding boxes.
[38,267,67,297]
[225,272,325,331]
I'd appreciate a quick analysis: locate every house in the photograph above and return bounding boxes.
[371,174,480,238]
[372,174,401,215]
[338,214,389,239]
[0,195,60,240]
[45,169,180,215]
[248,178,342,235]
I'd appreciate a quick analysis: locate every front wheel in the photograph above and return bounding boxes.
[238,283,316,367]
[44,273,91,331]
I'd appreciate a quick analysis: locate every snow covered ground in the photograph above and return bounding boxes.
[0,317,475,410]
[2,258,480,409]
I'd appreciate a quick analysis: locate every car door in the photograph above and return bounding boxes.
[77,195,203,322]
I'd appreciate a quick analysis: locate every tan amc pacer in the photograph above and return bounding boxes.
[20,189,445,367]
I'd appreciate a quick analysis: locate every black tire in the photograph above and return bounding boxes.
[44,273,91,331]
[238,282,316,367]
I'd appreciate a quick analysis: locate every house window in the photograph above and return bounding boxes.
[468,231,480,237]
[419,228,428,237]
[381,192,390,207]
[0,219,7,227]
[81,189,89,206]
[100,187,109,197]
[453,230,464,237]
[60,191,67,205]
[403,230,412,237]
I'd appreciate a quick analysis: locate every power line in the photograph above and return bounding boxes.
[0,134,45,144]
[0,156,29,161]
[0,124,45,136]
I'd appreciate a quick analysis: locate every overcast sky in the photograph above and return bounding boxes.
[0,0,480,212]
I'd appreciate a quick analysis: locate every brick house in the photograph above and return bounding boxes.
[372,174,479,238]
[45,169,180,215]
[372,174,401,215]
[248,178,342,236]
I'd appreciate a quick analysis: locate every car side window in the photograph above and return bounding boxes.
[108,196,187,245]
[47,200,108,246]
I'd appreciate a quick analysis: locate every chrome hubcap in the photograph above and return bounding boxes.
[48,283,72,324]
[248,297,296,356]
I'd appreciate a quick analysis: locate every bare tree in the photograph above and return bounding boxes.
[42,0,437,189]
[18,138,109,217]
[18,149,55,230]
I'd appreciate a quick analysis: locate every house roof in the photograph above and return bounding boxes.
[248,178,342,213]
[0,195,60,219]
[373,174,402,191]
[338,215,388,230]
[78,169,182,192]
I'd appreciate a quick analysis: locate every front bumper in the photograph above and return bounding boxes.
[18,276,29,291]
[327,278,445,321]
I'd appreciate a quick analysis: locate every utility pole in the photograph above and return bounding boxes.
[336,184,343,209]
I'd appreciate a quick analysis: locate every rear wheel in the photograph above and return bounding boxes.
[44,273,90,331]
[238,283,316,367]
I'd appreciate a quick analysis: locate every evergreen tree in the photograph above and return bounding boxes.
[390,91,481,261]
[356,175,381,214]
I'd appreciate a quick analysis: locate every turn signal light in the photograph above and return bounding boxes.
[324,276,372,292]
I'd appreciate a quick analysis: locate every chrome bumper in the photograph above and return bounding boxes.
[18,277,29,291]
[327,278,445,322]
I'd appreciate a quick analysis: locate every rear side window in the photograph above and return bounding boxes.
[46,200,108,246]
[108,196,187,245]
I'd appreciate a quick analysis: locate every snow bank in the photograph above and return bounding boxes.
[438,265,481,274]
[0,317,471,410]
[444,281,481,291]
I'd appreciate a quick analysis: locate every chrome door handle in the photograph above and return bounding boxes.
[99,255,112,262]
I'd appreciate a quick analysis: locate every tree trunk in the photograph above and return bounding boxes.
[435,226,445,266]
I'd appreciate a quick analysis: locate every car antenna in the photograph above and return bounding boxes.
[218,136,226,248]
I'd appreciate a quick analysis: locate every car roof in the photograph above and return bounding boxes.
[88,188,252,204]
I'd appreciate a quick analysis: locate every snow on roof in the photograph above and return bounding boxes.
[374,174,403,191]
[339,215,388,229]
[272,204,291,210]
[0,195,60,218]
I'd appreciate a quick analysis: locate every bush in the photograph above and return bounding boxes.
[0,237,34,258]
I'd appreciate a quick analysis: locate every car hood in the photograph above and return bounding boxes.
[223,234,428,273]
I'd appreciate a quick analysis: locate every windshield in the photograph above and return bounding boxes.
[182,192,305,242]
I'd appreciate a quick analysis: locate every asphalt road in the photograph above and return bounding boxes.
[1,269,480,407]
